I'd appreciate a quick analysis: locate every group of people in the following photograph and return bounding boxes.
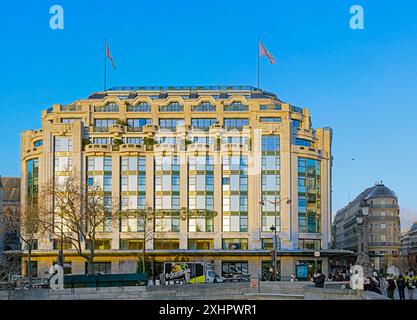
[353,270,417,300]
[312,269,417,300]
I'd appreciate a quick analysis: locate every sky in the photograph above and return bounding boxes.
[0,0,416,231]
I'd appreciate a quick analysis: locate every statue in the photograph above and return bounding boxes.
[49,264,64,290]
[349,265,364,290]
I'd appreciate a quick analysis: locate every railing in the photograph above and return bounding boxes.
[126,127,143,132]
[369,242,400,247]
[107,85,260,91]
[370,204,398,209]
[93,126,109,132]
[60,105,81,112]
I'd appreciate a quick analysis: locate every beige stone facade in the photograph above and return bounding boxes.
[20,85,341,280]
[333,183,401,272]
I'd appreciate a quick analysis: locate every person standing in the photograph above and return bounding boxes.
[386,275,396,299]
[396,274,406,300]
[313,270,326,288]
[405,272,416,300]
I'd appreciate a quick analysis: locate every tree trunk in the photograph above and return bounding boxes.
[142,247,146,274]
[27,247,32,286]
[87,255,94,275]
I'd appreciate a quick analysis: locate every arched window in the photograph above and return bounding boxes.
[192,102,216,112]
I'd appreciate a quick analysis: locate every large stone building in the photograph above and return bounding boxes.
[20,85,347,281]
[332,183,401,272]
[400,222,417,271]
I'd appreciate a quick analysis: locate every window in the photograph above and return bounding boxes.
[54,137,72,152]
[222,262,249,277]
[94,119,116,131]
[381,223,386,229]
[260,104,281,111]
[224,118,249,130]
[262,238,274,250]
[295,138,312,147]
[292,119,301,128]
[124,137,144,144]
[381,235,386,242]
[154,239,180,250]
[222,239,248,250]
[86,239,111,250]
[93,137,110,145]
[160,102,183,112]
[191,118,216,130]
[33,140,43,147]
[188,239,214,250]
[127,118,152,131]
[159,119,184,130]
[155,211,180,232]
[192,102,216,112]
[61,118,81,124]
[224,102,248,112]
[260,117,281,123]
[95,103,119,112]
[298,239,321,250]
[120,239,144,250]
[298,157,321,234]
[127,102,151,112]
[86,262,111,274]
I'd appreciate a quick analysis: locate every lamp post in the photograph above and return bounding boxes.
[355,206,371,277]
[259,197,292,281]
[270,225,278,281]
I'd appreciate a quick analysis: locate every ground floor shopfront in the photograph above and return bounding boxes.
[23,249,352,282]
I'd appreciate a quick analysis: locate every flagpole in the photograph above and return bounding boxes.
[104,38,107,91]
[257,37,260,89]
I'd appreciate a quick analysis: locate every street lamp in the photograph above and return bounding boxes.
[270,225,278,281]
[355,205,371,277]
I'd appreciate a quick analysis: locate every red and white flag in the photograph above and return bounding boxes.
[259,40,276,64]
[106,41,116,69]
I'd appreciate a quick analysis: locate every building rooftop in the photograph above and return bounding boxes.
[364,183,397,200]
[335,182,397,216]
[87,85,282,102]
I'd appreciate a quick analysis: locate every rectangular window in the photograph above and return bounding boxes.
[222,238,248,250]
[154,239,180,250]
[188,239,214,250]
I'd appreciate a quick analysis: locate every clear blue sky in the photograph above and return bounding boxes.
[0,1,416,230]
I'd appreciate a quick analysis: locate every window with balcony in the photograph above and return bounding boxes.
[159,119,185,130]
[224,102,248,112]
[159,102,183,112]
[94,119,116,132]
[127,102,151,112]
[191,118,216,130]
[192,102,216,112]
[127,118,152,132]
[95,102,119,112]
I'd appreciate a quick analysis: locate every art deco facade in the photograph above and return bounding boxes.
[333,183,401,272]
[21,85,339,280]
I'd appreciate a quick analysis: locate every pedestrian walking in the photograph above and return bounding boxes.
[386,275,396,299]
[396,274,406,300]
[405,272,416,300]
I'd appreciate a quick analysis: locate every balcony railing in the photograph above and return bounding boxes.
[60,105,81,112]
[93,126,109,132]
[369,242,400,247]
[126,126,144,132]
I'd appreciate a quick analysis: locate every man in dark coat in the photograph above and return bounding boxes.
[313,270,326,288]
[397,275,406,300]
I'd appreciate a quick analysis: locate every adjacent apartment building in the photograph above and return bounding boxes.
[401,222,417,271]
[333,183,401,272]
[20,85,346,280]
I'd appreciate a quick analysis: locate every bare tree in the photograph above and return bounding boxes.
[38,169,119,275]
[1,204,39,284]
[120,206,158,274]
